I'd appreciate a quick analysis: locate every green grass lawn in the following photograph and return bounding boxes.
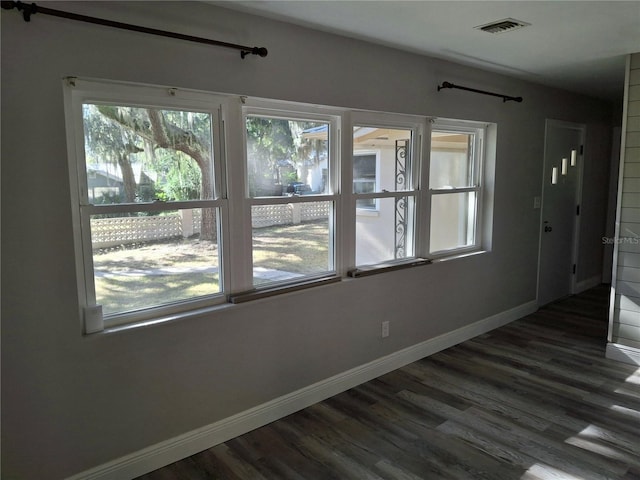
[253,221,329,274]
[97,272,220,316]
[94,220,329,315]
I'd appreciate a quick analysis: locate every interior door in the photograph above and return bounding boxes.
[538,120,584,306]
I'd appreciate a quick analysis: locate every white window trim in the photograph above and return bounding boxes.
[240,103,343,288]
[427,119,488,258]
[353,149,381,213]
[64,78,232,331]
[63,78,494,334]
[348,111,428,268]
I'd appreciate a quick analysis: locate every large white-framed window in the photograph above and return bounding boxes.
[64,78,230,331]
[64,78,495,332]
[242,105,341,288]
[428,120,486,256]
[350,113,426,267]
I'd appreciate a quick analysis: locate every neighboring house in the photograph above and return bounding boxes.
[302,125,413,265]
[302,126,473,265]
[86,167,123,202]
[351,127,414,265]
[86,165,157,203]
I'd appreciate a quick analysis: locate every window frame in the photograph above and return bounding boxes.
[240,103,342,290]
[348,112,427,269]
[63,78,494,334]
[427,120,486,257]
[353,150,380,213]
[64,78,232,331]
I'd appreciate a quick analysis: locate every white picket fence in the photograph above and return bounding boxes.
[91,203,329,248]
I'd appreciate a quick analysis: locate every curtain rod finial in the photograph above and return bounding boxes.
[1,1,38,21]
[241,47,268,59]
[0,0,16,10]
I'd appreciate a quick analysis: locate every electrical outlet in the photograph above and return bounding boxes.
[381,320,390,338]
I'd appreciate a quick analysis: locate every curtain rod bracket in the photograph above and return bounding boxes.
[1,0,269,59]
[438,81,523,103]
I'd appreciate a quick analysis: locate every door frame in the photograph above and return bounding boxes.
[536,119,586,306]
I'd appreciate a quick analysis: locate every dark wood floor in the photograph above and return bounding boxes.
[138,286,640,479]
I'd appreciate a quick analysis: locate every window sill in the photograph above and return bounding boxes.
[100,301,236,335]
[430,249,487,263]
[92,251,485,335]
[228,275,341,304]
[89,276,342,335]
[90,251,487,335]
[348,258,431,278]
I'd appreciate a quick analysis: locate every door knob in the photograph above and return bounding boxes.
[544,225,553,232]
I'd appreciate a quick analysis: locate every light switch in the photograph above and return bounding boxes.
[534,196,541,209]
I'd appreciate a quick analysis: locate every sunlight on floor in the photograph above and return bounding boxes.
[522,463,583,480]
[528,362,640,480]
[565,431,627,462]
[625,366,640,385]
[559,408,639,472]
[609,404,640,419]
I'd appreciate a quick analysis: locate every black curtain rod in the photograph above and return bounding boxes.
[437,81,522,103]
[1,1,268,59]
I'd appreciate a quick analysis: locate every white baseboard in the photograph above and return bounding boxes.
[575,275,603,293]
[606,342,640,366]
[66,300,538,480]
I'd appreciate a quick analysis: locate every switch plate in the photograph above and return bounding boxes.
[381,321,390,338]
[534,196,541,209]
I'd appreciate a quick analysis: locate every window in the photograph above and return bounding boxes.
[428,122,485,255]
[353,153,378,210]
[65,79,229,330]
[352,116,423,267]
[65,78,493,332]
[244,109,339,287]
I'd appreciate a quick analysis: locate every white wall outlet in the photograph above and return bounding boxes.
[381,320,390,338]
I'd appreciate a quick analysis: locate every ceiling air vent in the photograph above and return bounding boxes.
[475,18,530,34]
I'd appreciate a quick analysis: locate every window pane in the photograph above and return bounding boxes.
[356,196,414,266]
[83,104,214,204]
[430,132,474,189]
[353,153,376,209]
[246,116,329,197]
[252,202,332,285]
[91,208,220,316]
[430,192,477,252]
[353,126,412,192]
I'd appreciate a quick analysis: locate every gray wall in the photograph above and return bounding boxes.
[611,53,640,350]
[1,2,615,478]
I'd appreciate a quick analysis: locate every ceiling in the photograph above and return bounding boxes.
[213,1,640,103]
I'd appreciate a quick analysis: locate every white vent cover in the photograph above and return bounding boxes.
[475,18,530,34]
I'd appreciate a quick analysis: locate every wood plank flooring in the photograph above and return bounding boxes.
[137,286,640,479]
